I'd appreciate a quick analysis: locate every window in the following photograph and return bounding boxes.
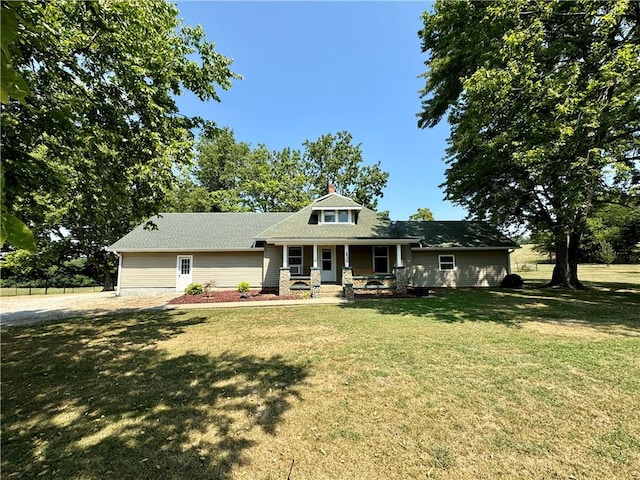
[439,255,455,270]
[321,209,352,224]
[288,246,303,275]
[180,257,191,275]
[373,246,389,273]
[323,210,336,223]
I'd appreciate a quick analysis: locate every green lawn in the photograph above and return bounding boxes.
[2,278,639,479]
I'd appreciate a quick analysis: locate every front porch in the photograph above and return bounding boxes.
[277,243,409,298]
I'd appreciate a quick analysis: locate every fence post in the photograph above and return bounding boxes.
[29,284,32,295]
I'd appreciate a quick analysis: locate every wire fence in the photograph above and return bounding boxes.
[0,285,104,297]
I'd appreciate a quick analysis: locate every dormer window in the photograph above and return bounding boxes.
[320,209,355,224]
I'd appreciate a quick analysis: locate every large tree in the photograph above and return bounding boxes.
[302,131,389,210]
[169,129,389,213]
[418,0,640,288]
[1,0,239,289]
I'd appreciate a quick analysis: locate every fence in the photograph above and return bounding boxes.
[0,285,103,297]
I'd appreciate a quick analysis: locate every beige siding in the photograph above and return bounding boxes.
[192,252,263,288]
[349,245,398,274]
[411,250,509,287]
[350,245,372,271]
[263,244,282,287]
[121,251,264,290]
[120,252,176,288]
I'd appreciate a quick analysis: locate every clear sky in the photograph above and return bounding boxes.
[174,1,467,220]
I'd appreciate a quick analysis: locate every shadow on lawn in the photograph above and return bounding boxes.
[1,310,308,479]
[341,282,640,335]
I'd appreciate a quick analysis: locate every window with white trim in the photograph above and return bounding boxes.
[373,246,389,273]
[320,209,353,224]
[323,210,336,223]
[439,254,456,271]
[288,246,303,275]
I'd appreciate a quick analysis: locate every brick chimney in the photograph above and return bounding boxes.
[328,184,336,194]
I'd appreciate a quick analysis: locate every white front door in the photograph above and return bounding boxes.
[320,247,336,283]
[176,255,193,291]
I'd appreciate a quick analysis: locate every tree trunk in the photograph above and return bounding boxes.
[102,267,114,291]
[568,231,585,289]
[547,231,572,288]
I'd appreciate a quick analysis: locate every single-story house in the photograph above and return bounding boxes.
[107,189,519,296]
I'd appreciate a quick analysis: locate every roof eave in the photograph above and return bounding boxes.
[411,246,519,251]
[107,247,264,253]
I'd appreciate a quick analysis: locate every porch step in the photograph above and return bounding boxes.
[320,285,344,298]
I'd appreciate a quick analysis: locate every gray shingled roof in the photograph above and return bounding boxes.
[108,199,519,251]
[108,212,291,251]
[311,194,363,209]
[396,221,519,248]
[256,204,399,240]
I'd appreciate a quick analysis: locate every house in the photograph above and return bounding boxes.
[107,189,519,296]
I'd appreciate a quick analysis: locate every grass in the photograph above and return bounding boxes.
[2,269,640,479]
[0,286,100,297]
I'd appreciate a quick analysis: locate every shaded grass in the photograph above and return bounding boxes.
[2,280,639,479]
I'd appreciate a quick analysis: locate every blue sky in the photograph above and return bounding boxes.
[175,1,467,220]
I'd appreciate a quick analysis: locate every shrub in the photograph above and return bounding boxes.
[203,279,217,296]
[501,274,524,288]
[237,281,250,293]
[185,283,203,295]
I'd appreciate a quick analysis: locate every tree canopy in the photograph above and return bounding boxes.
[1,0,239,288]
[409,208,435,221]
[418,0,640,287]
[166,129,389,213]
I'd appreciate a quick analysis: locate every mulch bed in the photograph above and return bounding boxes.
[168,288,434,304]
[167,289,304,304]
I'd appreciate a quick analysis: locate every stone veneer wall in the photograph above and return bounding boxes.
[341,267,353,286]
[394,266,407,294]
[310,267,321,298]
[279,267,291,296]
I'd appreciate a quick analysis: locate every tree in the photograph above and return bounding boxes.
[302,131,389,210]
[598,240,617,266]
[170,129,390,213]
[2,0,239,289]
[409,208,434,221]
[418,0,640,288]
[1,1,36,253]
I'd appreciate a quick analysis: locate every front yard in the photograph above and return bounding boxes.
[2,279,639,479]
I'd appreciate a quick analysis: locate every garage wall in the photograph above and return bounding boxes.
[411,250,509,287]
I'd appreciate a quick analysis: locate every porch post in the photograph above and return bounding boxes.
[282,244,288,267]
[344,244,350,267]
[396,244,403,267]
[313,244,318,268]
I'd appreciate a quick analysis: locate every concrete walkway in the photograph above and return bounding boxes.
[168,296,349,310]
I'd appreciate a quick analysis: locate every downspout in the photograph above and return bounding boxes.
[507,249,514,275]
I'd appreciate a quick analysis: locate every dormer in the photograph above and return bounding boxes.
[309,187,363,225]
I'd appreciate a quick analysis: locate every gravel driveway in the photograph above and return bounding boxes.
[0,292,179,327]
